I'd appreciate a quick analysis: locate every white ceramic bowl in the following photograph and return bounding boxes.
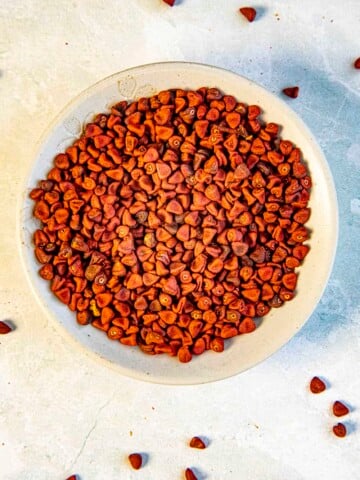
[19,62,338,384]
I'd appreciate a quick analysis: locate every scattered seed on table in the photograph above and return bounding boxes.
[189,436,206,449]
[333,401,349,417]
[185,468,198,480]
[0,321,12,334]
[333,422,347,438]
[239,7,257,22]
[163,0,176,6]
[354,58,360,69]
[128,453,142,470]
[309,376,326,394]
[66,476,77,480]
[282,86,299,99]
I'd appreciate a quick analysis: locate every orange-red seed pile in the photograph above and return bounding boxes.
[30,87,311,362]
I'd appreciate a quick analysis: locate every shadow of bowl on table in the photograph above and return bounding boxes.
[271,59,360,345]
[201,53,360,345]
[268,59,360,344]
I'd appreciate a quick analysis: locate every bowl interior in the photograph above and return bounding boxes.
[19,62,338,384]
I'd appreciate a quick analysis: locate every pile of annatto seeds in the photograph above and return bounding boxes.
[30,86,311,362]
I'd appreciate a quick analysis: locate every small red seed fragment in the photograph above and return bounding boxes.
[354,58,360,69]
[210,337,224,353]
[0,321,12,335]
[189,436,206,449]
[333,401,350,417]
[185,468,198,480]
[239,6,257,22]
[282,86,299,99]
[163,0,175,5]
[66,476,77,480]
[309,376,326,394]
[333,423,347,438]
[178,346,192,363]
[239,317,256,334]
[128,453,142,470]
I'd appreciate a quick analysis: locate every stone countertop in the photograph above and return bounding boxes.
[0,1,359,479]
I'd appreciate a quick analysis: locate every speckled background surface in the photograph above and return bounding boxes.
[0,1,359,479]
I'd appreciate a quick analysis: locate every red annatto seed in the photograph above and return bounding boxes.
[333,423,347,438]
[128,453,142,470]
[163,0,175,6]
[239,7,257,22]
[333,401,350,417]
[309,376,326,394]
[0,321,12,334]
[282,86,299,98]
[354,58,360,69]
[189,436,206,449]
[185,468,198,480]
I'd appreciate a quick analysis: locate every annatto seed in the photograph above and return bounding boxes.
[128,453,142,470]
[333,423,347,438]
[239,7,257,22]
[30,87,311,363]
[189,436,206,449]
[282,86,299,98]
[0,321,12,334]
[309,376,326,394]
[354,57,360,69]
[332,401,350,417]
[185,468,198,480]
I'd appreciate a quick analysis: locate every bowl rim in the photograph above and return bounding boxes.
[17,61,339,385]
